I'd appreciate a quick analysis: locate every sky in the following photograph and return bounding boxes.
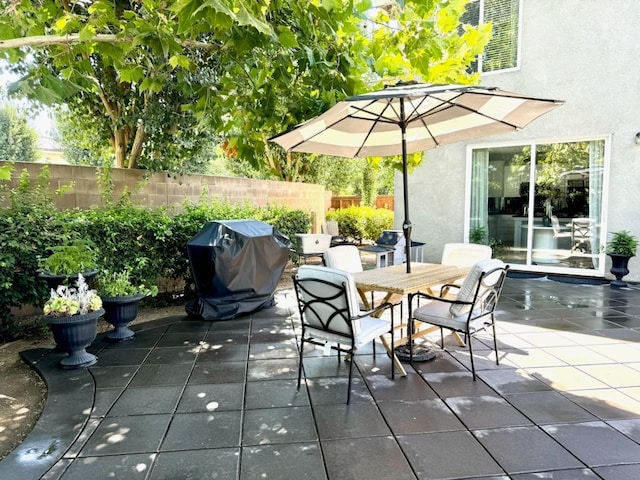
[1,68,56,137]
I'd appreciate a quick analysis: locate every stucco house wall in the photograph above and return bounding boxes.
[402,0,640,281]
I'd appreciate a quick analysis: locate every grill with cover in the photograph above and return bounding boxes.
[185,220,290,320]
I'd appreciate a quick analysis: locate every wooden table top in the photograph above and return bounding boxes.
[352,263,468,295]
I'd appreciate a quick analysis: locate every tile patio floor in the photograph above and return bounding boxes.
[2,276,640,479]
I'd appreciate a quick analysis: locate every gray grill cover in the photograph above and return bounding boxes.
[185,220,290,320]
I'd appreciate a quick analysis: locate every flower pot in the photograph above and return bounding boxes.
[46,308,103,369]
[101,294,146,342]
[608,253,633,288]
[39,269,99,291]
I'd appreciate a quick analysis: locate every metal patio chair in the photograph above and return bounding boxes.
[293,265,395,404]
[409,259,509,380]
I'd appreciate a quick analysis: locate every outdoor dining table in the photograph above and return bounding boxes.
[352,262,469,376]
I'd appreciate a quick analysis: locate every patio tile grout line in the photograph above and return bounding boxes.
[40,327,165,479]
[287,293,332,480]
[149,320,213,478]
[474,307,640,474]
[355,358,422,479]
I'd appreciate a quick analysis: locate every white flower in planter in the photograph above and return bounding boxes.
[43,274,102,317]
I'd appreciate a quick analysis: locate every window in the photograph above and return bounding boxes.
[462,0,520,73]
[469,140,606,274]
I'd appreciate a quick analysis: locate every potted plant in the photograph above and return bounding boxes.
[96,270,158,342]
[606,230,638,288]
[39,239,99,290]
[43,273,104,369]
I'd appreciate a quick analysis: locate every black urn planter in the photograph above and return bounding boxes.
[46,308,103,369]
[608,253,633,288]
[39,269,99,290]
[101,294,146,342]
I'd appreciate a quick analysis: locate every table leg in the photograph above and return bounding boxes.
[380,335,407,377]
[358,289,372,310]
[358,288,406,376]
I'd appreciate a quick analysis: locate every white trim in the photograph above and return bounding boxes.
[467,133,611,151]
[482,66,520,76]
[465,135,611,277]
[477,0,522,74]
[600,134,613,252]
[477,0,484,74]
[516,0,523,71]
[464,146,473,241]
[525,143,536,266]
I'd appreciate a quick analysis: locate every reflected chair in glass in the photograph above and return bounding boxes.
[551,215,572,239]
[571,218,594,253]
[409,259,509,380]
[292,265,395,404]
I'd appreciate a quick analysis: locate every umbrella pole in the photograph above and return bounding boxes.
[400,104,411,274]
[398,101,436,363]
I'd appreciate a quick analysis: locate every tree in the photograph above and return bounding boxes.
[0,0,275,170]
[225,0,491,181]
[361,161,377,206]
[0,104,37,162]
[0,0,489,178]
[55,105,112,166]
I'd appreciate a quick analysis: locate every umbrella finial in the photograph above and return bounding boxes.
[388,79,419,89]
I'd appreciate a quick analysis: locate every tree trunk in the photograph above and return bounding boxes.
[128,120,145,169]
[113,129,126,168]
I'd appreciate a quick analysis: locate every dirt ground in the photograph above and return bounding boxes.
[0,260,307,461]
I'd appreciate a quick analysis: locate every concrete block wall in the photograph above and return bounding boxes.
[1,162,327,232]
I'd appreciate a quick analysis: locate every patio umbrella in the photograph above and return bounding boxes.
[270,82,564,273]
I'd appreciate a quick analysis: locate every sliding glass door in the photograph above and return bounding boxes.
[469,139,606,274]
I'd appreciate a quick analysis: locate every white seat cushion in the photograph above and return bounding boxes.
[414,301,488,332]
[442,243,492,268]
[297,265,362,326]
[449,259,505,317]
[305,315,389,350]
[323,245,364,273]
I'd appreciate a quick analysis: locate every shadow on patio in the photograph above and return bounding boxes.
[2,277,640,479]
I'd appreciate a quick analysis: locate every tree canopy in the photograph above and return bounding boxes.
[0,104,37,163]
[0,0,490,178]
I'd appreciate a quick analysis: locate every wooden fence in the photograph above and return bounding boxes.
[330,195,394,210]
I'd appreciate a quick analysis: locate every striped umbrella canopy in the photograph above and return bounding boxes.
[270,82,564,273]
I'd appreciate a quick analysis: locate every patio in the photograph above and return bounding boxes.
[2,276,640,479]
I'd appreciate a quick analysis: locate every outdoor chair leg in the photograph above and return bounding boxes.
[297,339,305,390]
[491,316,500,366]
[440,327,445,349]
[468,333,477,381]
[347,348,354,404]
[372,339,376,356]
[390,308,395,379]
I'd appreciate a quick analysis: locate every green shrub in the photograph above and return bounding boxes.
[75,205,174,286]
[0,167,67,332]
[327,206,394,243]
[96,269,158,298]
[0,165,313,329]
[469,225,487,245]
[607,230,639,256]
[41,239,97,275]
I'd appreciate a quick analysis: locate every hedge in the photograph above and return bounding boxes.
[0,167,312,333]
[326,206,394,243]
